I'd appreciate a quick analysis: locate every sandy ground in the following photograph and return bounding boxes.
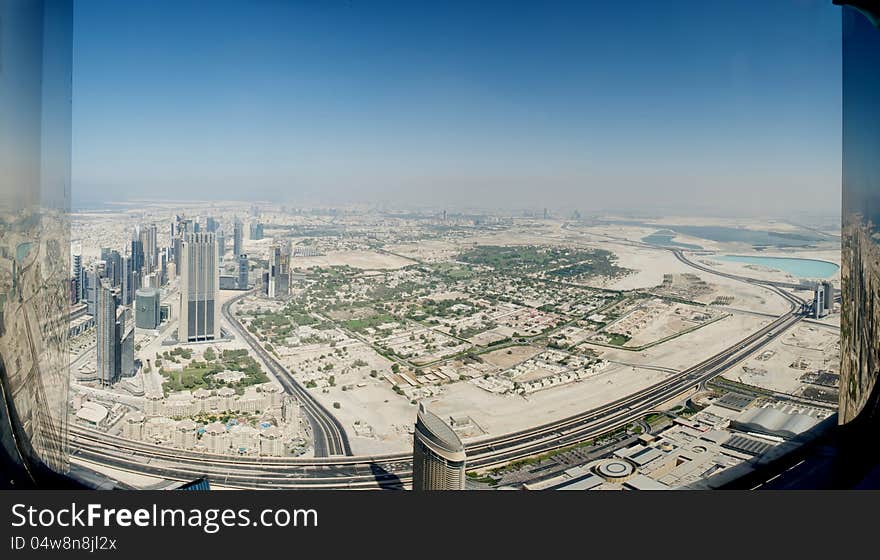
[583,312,770,372]
[424,363,673,443]
[312,381,417,455]
[481,346,544,369]
[565,241,792,315]
[724,323,840,394]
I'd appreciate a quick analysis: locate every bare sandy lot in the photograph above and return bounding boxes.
[724,323,840,394]
[480,345,544,370]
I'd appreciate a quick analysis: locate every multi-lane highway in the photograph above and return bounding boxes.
[221,291,352,457]
[70,250,808,488]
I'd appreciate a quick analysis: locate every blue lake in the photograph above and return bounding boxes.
[716,255,839,278]
[642,230,703,250]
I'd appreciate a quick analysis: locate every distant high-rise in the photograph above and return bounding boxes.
[137,224,157,275]
[121,324,135,378]
[159,249,168,286]
[266,245,280,297]
[131,231,144,277]
[233,219,243,260]
[179,232,220,342]
[814,282,826,319]
[107,250,122,288]
[217,230,226,261]
[72,254,82,303]
[822,280,834,313]
[206,216,218,233]
[121,256,131,305]
[85,269,99,315]
[250,221,264,240]
[147,224,158,271]
[172,235,182,272]
[264,243,290,298]
[238,253,249,289]
[96,279,121,386]
[135,288,161,329]
[411,403,466,490]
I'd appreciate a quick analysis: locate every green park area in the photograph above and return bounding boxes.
[159,347,269,395]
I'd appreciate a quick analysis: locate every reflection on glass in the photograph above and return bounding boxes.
[840,6,880,426]
[0,0,72,479]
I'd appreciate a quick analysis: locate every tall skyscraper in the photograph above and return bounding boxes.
[121,328,135,378]
[172,235,182,272]
[85,269,99,315]
[813,282,826,319]
[135,288,161,329]
[121,255,133,306]
[233,219,243,261]
[411,403,466,490]
[147,224,158,271]
[217,230,226,261]
[159,249,168,286]
[120,308,135,378]
[72,254,82,303]
[179,232,220,342]
[206,216,218,233]
[822,280,834,313]
[107,250,122,288]
[266,245,280,298]
[263,243,290,299]
[96,279,121,387]
[249,221,264,240]
[238,253,249,289]
[79,265,88,304]
[131,230,144,278]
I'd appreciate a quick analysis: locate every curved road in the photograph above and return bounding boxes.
[221,291,352,457]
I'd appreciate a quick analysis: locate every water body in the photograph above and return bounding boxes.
[605,219,824,248]
[716,255,839,278]
[15,242,33,263]
[642,230,703,250]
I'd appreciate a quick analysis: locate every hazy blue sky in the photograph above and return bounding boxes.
[73,0,841,216]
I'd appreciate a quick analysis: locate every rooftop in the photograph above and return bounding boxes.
[415,403,465,456]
